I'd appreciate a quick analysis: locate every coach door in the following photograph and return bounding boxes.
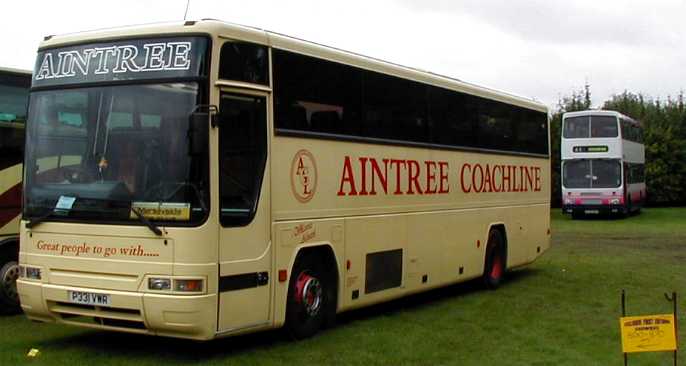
[216,90,272,333]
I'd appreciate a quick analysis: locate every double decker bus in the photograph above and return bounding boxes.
[0,67,31,314]
[18,20,550,340]
[561,110,645,218]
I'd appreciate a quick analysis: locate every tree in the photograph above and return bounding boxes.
[549,87,592,207]
[550,88,686,207]
[604,92,686,205]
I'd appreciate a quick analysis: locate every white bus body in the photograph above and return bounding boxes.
[561,110,645,217]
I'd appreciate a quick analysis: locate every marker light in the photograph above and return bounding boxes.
[278,270,288,282]
[148,278,171,291]
[24,266,42,280]
[174,279,203,292]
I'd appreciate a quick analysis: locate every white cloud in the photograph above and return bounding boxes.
[2,0,684,109]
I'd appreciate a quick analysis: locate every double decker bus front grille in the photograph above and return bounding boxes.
[47,301,148,332]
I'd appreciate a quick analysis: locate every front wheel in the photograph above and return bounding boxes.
[0,260,21,315]
[285,256,334,339]
[483,230,506,289]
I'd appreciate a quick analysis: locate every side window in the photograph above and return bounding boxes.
[272,49,548,156]
[0,124,24,171]
[590,116,618,138]
[478,100,514,151]
[361,71,428,142]
[428,86,477,147]
[273,49,363,135]
[219,93,267,227]
[219,42,269,85]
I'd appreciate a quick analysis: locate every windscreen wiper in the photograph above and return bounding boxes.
[131,207,163,236]
[25,210,57,229]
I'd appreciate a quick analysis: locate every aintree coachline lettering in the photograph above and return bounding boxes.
[337,156,449,196]
[336,156,541,196]
[35,42,192,80]
[460,163,541,193]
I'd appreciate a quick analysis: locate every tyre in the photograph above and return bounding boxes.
[285,255,335,339]
[0,260,21,315]
[626,196,633,217]
[483,229,506,289]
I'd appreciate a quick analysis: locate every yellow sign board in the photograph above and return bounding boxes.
[130,202,191,221]
[620,314,677,353]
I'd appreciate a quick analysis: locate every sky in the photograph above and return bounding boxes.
[2,0,684,109]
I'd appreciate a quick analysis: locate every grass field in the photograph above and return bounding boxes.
[2,208,685,365]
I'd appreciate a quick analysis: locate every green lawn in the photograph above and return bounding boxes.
[2,208,685,365]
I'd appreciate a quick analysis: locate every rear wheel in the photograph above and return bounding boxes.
[483,230,506,289]
[285,255,335,339]
[0,260,21,314]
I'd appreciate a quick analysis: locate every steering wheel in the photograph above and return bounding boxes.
[62,166,94,184]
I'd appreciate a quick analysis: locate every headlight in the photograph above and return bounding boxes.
[21,266,42,280]
[148,278,171,291]
[564,198,573,204]
[610,198,620,205]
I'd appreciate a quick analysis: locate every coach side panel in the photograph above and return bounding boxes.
[269,136,550,323]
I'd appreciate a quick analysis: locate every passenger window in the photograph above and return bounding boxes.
[219,93,267,227]
[219,42,269,85]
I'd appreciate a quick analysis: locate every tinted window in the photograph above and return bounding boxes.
[590,116,618,137]
[592,159,621,188]
[273,49,362,135]
[478,99,514,150]
[620,118,643,143]
[627,163,645,184]
[428,86,478,147]
[518,110,549,155]
[218,94,267,227]
[0,72,30,170]
[563,159,591,188]
[362,71,428,142]
[273,49,548,156]
[219,42,269,85]
[563,116,589,138]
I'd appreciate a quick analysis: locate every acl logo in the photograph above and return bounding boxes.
[291,149,317,203]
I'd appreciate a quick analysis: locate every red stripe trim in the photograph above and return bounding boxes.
[0,183,22,228]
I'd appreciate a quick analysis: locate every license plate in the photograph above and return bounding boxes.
[68,291,111,306]
[585,209,600,214]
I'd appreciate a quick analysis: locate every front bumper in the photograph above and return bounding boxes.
[17,280,217,340]
[562,204,626,216]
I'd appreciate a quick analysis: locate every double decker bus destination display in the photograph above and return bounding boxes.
[572,145,609,153]
[32,37,207,88]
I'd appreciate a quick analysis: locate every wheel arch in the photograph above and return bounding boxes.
[484,223,508,269]
[281,242,341,335]
[0,237,19,262]
[288,243,340,286]
[285,243,341,310]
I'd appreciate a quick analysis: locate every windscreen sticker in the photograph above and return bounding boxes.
[54,195,76,214]
[131,202,191,221]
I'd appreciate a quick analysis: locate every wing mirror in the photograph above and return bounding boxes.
[188,105,217,155]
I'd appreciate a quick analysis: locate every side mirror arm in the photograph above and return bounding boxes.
[191,104,219,128]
